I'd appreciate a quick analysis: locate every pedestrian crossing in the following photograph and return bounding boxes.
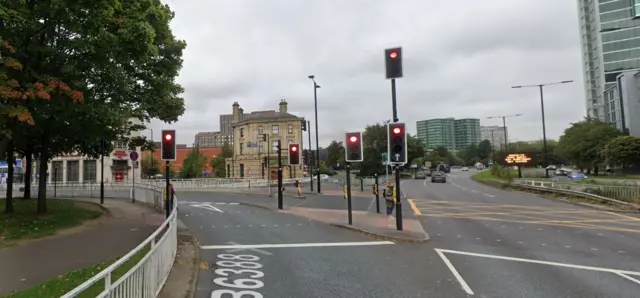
[178,201,239,205]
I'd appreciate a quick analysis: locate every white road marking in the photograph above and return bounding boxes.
[435,249,475,295]
[224,241,272,255]
[483,194,496,198]
[616,272,640,285]
[191,203,223,213]
[436,248,640,276]
[471,190,479,193]
[201,241,395,250]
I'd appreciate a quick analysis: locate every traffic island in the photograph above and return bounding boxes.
[282,207,429,243]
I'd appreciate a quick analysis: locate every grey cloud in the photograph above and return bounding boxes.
[153,0,587,148]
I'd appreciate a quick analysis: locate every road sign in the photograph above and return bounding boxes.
[132,161,139,169]
[381,152,388,165]
[130,151,139,161]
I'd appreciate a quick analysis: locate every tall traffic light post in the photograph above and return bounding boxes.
[385,47,405,231]
[161,130,176,218]
[345,132,363,225]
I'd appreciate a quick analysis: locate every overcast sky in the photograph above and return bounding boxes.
[150,0,585,148]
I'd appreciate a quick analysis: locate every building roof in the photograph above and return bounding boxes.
[235,110,302,125]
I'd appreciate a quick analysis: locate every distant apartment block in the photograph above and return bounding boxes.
[480,126,507,149]
[194,131,224,148]
[416,118,480,151]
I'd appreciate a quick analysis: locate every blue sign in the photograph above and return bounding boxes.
[0,160,22,168]
[130,151,139,161]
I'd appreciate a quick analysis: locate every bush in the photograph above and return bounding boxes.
[490,164,514,181]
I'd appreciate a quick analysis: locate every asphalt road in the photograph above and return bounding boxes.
[177,192,464,298]
[401,169,640,297]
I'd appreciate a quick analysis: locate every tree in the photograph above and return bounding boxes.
[2,1,186,213]
[556,118,622,174]
[141,154,161,178]
[325,141,345,168]
[602,136,640,171]
[477,140,492,160]
[211,144,233,178]
[180,146,208,178]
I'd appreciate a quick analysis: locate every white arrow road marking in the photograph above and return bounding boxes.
[190,203,223,213]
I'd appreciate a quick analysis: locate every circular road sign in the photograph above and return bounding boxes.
[130,151,139,161]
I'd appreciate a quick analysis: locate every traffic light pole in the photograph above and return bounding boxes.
[313,84,321,194]
[165,160,171,218]
[346,162,353,225]
[307,120,313,192]
[277,140,283,209]
[100,136,105,205]
[374,174,380,214]
[390,78,403,231]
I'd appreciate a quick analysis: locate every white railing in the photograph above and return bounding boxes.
[512,179,640,203]
[61,191,178,297]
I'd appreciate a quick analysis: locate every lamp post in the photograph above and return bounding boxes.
[512,80,573,178]
[308,75,321,193]
[486,114,522,152]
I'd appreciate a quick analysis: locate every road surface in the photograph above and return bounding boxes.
[401,169,640,297]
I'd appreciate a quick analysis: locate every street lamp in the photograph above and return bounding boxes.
[512,80,573,177]
[308,74,321,193]
[486,114,522,151]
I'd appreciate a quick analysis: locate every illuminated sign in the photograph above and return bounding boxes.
[504,153,532,164]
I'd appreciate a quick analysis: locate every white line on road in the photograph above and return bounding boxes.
[483,194,495,198]
[435,249,475,295]
[201,241,395,250]
[616,272,640,285]
[436,248,640,276]
[190,203,223,212]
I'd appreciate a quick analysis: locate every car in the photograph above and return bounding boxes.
[431,171,447,183]
[461,167,469,171]
[415,171,426,179]
[567,172,588,180]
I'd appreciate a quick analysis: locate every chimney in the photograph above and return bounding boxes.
[279,99,288,113]
[232,102,240,122]
[239,107,244,120]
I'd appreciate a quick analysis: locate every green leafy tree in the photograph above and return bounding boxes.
[477,140,492,160]
[211,144,233,178]
[2,1,186,213]
[556,118,621,174]
[602,136,640,171]
[141,154,161,178]
[325,141,345,168]
[180,146,208,178]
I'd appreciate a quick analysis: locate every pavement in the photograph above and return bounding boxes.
[402,169,640,297]
[0,198,164,295]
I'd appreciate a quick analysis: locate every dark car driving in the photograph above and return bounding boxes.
[431,171,446,183]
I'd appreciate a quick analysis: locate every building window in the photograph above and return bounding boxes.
[52,161,63,181]
[288,124,293,134]
[258,126,263,135]
[634,0,640,17]
[114,141,127,149]
[272,140,279,152]
[240,128,244,137]
[259,141,264,153]
[272,125,279,134]
[66,160,80,182]
[83,160,97,182]
[240,143,244,155]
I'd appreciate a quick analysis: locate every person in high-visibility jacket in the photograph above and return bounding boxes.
[382,180,395,219]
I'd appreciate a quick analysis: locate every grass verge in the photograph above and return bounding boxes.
[471,170,512,183]
[2,246,151,298]
[0,199,103,248]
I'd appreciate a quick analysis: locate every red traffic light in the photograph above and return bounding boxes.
[291,146,297,152]
[389,51,398,59]
[393,127,402,134]
[349,136,358,143]
[164,134,172,141]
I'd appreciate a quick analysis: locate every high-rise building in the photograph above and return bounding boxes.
[416,118,480,151]
[578,1,640,122]
[454,118,481,149]
[480,126,507,149]
[603,70,640,136]
[220,112,243,145]
[194,131,224,148]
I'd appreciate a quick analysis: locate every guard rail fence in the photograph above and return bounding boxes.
[511,179,640,210]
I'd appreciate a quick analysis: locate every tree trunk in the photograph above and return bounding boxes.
[23,148,33,199]
[37,133,48,214]
[4,142,15,214]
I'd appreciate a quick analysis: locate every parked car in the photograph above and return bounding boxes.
[461,167,469,171]
[431,171,447,183]
[567,172,588,180]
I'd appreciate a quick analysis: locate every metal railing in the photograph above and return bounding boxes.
[60,185,178,297]
[512,179,640,203]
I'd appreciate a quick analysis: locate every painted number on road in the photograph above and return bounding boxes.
[211,254,265,298]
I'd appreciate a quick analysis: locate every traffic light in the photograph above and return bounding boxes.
[161,130,176,160]
[387,123,407,164]
[301,120,307,131]
[385,47,403,79]
[345,132,363,162]
[288,144,300,165]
